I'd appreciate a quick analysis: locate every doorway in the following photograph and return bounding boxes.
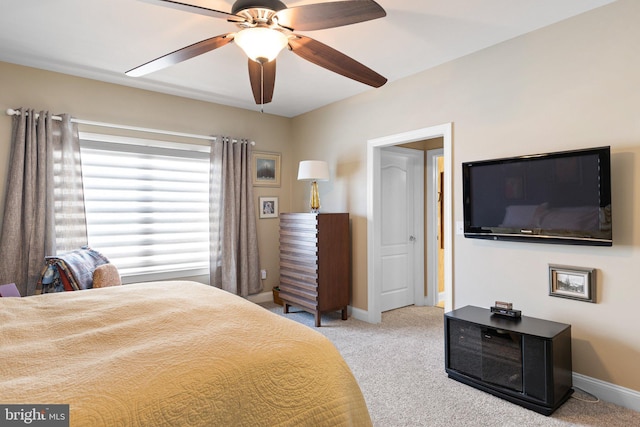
[366,123,453,323]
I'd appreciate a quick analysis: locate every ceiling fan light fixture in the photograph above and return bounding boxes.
[234,27,288,63]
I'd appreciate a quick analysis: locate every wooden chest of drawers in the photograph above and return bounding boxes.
[279,213,350,327]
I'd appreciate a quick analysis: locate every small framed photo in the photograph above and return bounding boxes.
[252,151,281,187]
[259,196,278,219]
[549,264,596,303]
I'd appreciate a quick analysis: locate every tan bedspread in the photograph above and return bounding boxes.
[0,281,371,426]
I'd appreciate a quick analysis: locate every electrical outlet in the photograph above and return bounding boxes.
[260,269,267,280]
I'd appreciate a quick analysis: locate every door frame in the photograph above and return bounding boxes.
[426,148,444,306]
[366,123,453,323]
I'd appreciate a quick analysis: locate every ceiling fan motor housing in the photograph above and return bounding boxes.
[231,0,287,15]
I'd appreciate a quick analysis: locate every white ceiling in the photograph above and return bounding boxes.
[0,0,615,117]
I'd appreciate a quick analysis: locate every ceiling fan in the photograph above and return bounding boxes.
[126,0,388,106]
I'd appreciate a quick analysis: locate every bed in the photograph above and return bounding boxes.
[0,281,372,426]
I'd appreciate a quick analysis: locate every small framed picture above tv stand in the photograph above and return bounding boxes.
[444,306,573,415]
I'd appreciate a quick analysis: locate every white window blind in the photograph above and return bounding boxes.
[79,134,210,282]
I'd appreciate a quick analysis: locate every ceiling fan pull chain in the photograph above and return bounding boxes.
[260,61,264,113]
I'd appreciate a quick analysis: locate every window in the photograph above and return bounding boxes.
[79,133,210,283]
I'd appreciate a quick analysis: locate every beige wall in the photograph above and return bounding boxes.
[1,0,638,394]
[291,0,640,392]
[0,62,292,294]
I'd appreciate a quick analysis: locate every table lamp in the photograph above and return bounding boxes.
[297,160,330,213]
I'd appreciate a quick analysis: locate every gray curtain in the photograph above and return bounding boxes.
[0,108,87,296]
[209,136,261,296]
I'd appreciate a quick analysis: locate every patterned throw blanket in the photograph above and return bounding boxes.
[36,246,110,293]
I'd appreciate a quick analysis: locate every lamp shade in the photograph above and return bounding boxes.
[297,160,329,181]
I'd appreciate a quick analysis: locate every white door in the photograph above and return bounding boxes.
[379,147,424,312]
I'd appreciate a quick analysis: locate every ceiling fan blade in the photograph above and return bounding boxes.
[289,35,387,88]
[138,0,244,22]
[275,0,385,31]
[126,34,233,77]
[248,59,276,104]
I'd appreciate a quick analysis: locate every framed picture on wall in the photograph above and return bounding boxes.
[549,264,596,303]
[252,151,281,187]
[259,196,278,219]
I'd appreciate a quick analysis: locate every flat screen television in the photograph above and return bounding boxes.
[463,146,612,246]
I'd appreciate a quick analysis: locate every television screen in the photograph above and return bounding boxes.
[463,146,612,246]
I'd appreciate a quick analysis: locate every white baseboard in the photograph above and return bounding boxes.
[573,372,640,412]
[250,294,367,322]
[247,291,272,304]
[350,306,369,323]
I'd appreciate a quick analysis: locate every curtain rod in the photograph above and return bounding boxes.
[5,108,255,145]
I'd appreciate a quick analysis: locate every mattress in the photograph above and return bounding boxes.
[0,281,371,426]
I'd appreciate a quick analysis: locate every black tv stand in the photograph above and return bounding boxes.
[444,305,573,415]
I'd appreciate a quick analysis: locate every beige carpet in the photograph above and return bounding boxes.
[260,302,640,427]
